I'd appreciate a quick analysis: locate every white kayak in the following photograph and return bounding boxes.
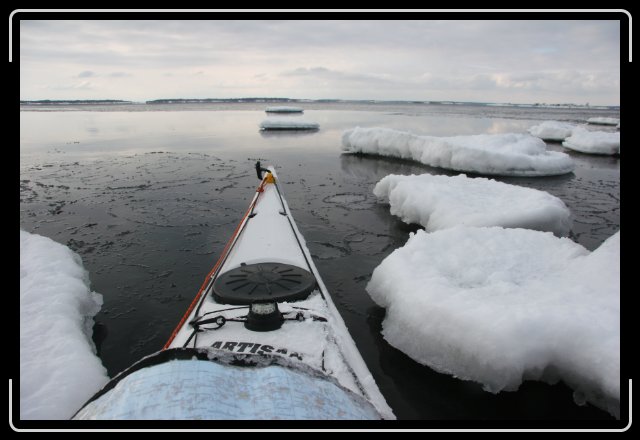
[73,163,395,420]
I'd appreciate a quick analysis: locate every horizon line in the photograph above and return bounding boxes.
[19,97,620,108]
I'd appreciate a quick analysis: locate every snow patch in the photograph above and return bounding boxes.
[374,173,571,235]
[20,230,109,419]
[367,227,620,418]
[528,121,576,141]
[562,127,620,155]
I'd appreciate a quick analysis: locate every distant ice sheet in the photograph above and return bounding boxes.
[260,119,319,130]
[367,227,620,418]
[528,121,576,141]
[563,127,620,155]
[587,117,620,126]
[20,230,109,419]
[374,173,571,236]
[342,127,574,176]
[265,106,304,113]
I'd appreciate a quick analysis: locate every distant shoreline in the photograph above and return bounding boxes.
[19,98,619,110]
[20,99,133,105]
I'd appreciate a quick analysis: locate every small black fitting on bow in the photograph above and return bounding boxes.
[255,161,270,180]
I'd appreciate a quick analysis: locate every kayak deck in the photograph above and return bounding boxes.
[167,167,393,419]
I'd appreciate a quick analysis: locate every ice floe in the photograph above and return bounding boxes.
[20,230,109,419]
[528,121,577,141]
[367,227,620,418]
[265,106,304,113]
[587,117,620,126]
[260,119,319,130]
[373,173,571,236]
[341,127,574,177]
[562,127,620,155]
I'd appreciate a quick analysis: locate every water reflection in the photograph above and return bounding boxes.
[20,110,265,155]
[562,149,621,171]
[339,152,457,182]
[486,119,535,134]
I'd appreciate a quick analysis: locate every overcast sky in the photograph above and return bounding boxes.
[18,19,621,105]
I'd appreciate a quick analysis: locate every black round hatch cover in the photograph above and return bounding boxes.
[212,262,317,305]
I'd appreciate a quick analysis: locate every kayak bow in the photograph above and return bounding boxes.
[74,164,395,420]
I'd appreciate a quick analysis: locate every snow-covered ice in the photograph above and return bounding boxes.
[367,227,620,418]
[342,127,574,177]
[526,121,621,155]
[562,127,620,155]
[587,117,620,126]
[260,119,319,130]
[265,106,304,113]
[528,121,576,141]
[20,230,109,419]
[373,173,571,236]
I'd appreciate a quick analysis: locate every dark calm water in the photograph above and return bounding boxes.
[19,102,620,424]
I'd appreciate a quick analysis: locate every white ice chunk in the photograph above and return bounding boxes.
[342,127,574,177]
[528,121,576,141]
[265,106,304,113]
[562,127,620,155]
[367,228,620,418]
[587,117,620,126]
[373,173,571,236]
[260,119,319,130]
[20,230,109,420]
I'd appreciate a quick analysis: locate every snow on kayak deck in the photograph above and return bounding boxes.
[562,127,620,155]
[265,106,304,113]
[373,173,571,236]
[341,127,574,176]
[528,121,576,141]
[260,119,319,130]
[587,117,620,126]
[367,227,620,418]
[20,230,109,419]
[74,358,380,420]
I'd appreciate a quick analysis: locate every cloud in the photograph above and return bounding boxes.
[282,66,396,86]
[282,66,331,76]
[49,80,94,91]
[490,70,619,94]
[77,70,131,79]
[108,72,131,78]
[19,19,621,105]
